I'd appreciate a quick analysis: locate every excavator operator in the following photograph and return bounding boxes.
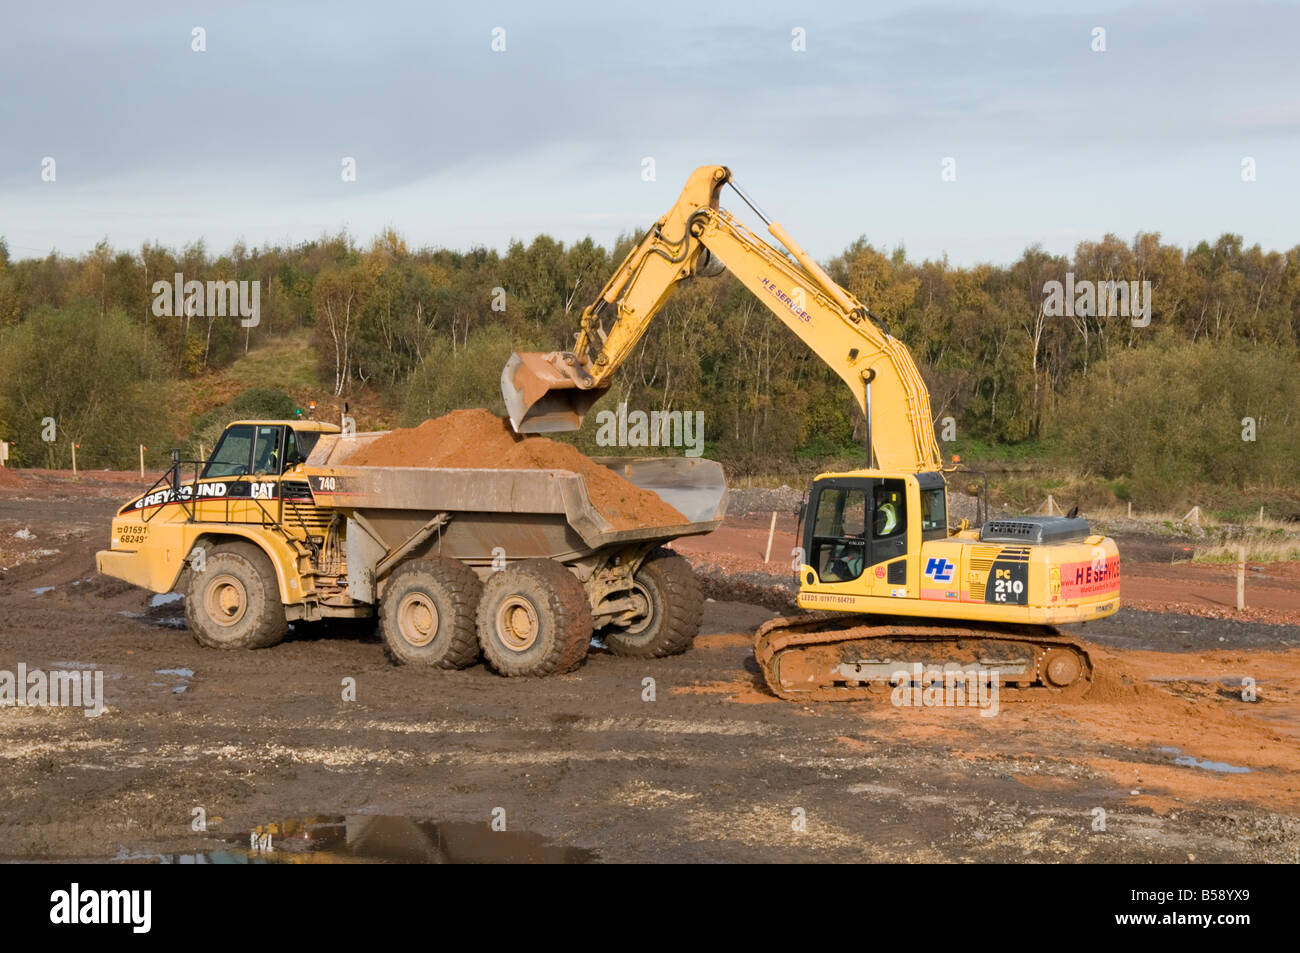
[874,486,901,538]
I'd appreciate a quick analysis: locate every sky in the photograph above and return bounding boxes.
[1,0,1298,266]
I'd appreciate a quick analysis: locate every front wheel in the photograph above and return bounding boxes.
[184,543,288,650]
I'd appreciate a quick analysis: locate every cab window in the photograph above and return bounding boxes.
[872,481,906,540]
[203,425,255,478]
[251,425,282,474]
[810,487,867,582]
[285,429,320,467]
[920,488,947,535]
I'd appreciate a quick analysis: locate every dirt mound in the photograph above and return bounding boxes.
[344,409,686,530]
[0,467,23,488]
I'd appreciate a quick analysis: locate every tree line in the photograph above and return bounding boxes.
[0,228,1296,499]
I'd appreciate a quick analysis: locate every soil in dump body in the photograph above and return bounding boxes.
[343,409,686,531]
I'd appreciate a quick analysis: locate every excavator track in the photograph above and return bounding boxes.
[754,612,1093,703]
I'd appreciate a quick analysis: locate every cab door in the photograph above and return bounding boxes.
[803,477,910,596]
[200,424,286,523]
[865,478,909,595]
[805,481,870,586]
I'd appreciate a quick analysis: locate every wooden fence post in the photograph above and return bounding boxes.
[1237,545,1246,611]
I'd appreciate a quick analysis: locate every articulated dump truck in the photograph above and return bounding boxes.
[96,419,726,677]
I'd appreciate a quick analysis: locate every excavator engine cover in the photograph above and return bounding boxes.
[978,515,1090,545]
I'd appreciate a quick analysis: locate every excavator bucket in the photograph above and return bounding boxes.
[502,351,609,433]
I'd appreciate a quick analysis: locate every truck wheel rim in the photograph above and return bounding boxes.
[496,596,539,652]
[206,573,248,627]
[621,581,655,636]
[398,593,439,647]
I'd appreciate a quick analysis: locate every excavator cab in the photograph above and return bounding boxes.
[803,471,946,589]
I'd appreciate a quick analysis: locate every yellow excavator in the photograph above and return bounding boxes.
[502,165,1120,701]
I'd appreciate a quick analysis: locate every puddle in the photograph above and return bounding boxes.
[30,586,54,595]
[149,593,183,607]
[155,668,193,694]
[121,608,185,630]
[121,815,597,864]
[1157,746,1251,774]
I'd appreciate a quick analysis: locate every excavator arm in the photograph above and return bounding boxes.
[501,165,943,474]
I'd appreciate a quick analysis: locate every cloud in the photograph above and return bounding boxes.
[1,0,1297,263]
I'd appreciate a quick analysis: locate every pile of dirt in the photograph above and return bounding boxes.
[0,467,23,488]
[344,409,686,530]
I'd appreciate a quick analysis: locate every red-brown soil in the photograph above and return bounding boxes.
[342,409,685,530]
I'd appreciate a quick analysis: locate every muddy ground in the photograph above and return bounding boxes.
[0,473,1297,863]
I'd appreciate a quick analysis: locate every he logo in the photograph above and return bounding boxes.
[924,557,955,583]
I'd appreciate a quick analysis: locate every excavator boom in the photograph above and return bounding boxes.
[502,165,942,473]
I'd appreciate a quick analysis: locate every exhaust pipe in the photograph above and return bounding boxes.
[501,351,609,433]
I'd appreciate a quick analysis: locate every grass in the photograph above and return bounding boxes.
[1193,539,1300,564]
[156,329,401,452]
[942,436,1058,464]
[226,329,319,392]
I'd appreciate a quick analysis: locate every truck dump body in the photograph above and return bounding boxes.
[304,430,727,562]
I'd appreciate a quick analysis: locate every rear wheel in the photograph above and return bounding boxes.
[603,549,702,658]
[477,560,592,677]
[379,557,482,668]
[185,543,288,650]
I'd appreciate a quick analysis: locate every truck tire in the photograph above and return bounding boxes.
[379,557,482,669]
[185,542,288,650]
[603,549,702,658]
[477,559,592,677]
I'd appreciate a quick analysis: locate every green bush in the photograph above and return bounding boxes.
[229,387,296,419]
[399,324,517,425]
[1053,337,1300,499]
[0,303,169,468]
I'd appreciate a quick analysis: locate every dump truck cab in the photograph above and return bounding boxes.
[200,419,336,481]
[96,420,342,619]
